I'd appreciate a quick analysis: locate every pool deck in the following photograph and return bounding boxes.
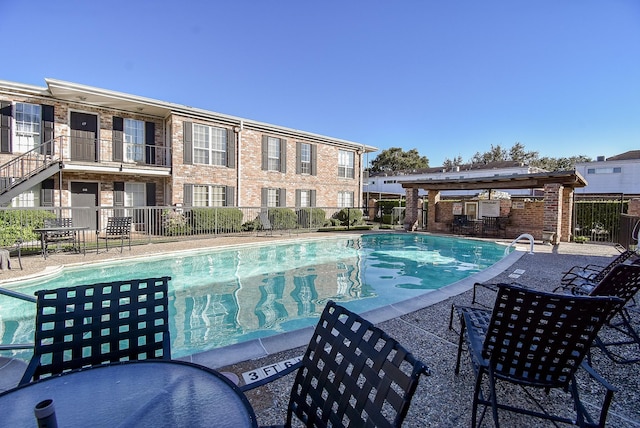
[1,232,638,426]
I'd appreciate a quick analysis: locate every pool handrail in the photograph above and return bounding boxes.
[0,287,36,303]
[505,233,535,255]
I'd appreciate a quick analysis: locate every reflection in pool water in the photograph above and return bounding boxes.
[0,233,508,359]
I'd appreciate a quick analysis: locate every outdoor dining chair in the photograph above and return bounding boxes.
[96,216,132,253]
[42,218,75,256]
[19,276,171,385]
[454,283,623,428]
[240,300,431,428]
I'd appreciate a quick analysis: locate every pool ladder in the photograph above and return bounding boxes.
[505,233,535,256]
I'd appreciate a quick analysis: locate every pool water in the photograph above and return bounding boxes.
[0,233,508,359]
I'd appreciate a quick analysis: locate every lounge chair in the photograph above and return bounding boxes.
[466,263,640,364]
[454,283,623,428]
[240,300,431,427]
[96,216,132,253]
[557,249,639,293]
[19,276,171,385]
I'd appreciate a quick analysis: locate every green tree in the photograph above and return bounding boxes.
[469,144,509,164]
[442,155,463,169]
[532,155,592,171]
[369,147,429,173]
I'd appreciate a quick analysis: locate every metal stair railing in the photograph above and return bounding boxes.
[0,138,60,197]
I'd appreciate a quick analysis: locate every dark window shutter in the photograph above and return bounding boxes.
[183,184,193,206]
[40,179,54,207]
[296,142,301,174]
[261,135,268,170]
[145,121,156,165]
[280,138,287,173]
[183,122,193,165]
[41,105,54,155]
[295,189,301,207]
[112,117,123,161]
[310,190,316,207]
[226,129,235,168]
[278,188,286,207]
[0,101,12,153]
[146,182,156,206]
[311,144,317,176]
[225,186,235,207]
[261,188,268,207]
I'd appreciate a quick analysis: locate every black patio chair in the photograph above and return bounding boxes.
[454,283,623,428]
[97,216,132,253]
[557,249,639,293]
[240,300,431,428]
[481,216,500,237]
[43,217,75,256]
[19,276,171,385]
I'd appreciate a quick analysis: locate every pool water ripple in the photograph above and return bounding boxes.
[0,233,508,359]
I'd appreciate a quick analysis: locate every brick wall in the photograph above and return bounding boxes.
[170,115,362,207]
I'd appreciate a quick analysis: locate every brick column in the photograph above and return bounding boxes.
[560,187,574,242]
[629,198,640,217]
[426,190,440,233]
[543,183,563,244]
[403,188,419,231]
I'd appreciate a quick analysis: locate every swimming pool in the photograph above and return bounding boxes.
[0,233,509,360]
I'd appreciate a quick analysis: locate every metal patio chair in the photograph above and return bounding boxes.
[556,249,639,294]
[97,216,132,253]
[454,283,623,428]
[42,217,75,256]
[240,300,431,428]
[19,276,171,385]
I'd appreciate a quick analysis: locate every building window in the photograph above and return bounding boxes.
[262,188,286,207]
[338,150,355,178]
[587,167,622,174]
[193,185,226,207]
[338,191,354,208]
[299,143,311,174]
[124,182,145,207]
[262,136,286,172]
[299,190,310,207]
[14,102,41,152]
[267,188,279,207]
[193,124,227,166]
[267,137,281,171]
[11,186,40,207]
[124,119,145,162]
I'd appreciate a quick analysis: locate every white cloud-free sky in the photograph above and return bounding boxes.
[2,0,638,166]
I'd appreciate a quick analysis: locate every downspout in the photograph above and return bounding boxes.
[358,145,365,207]
[235,121,243,206]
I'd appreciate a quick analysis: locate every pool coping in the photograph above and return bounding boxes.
[176,246,526,369]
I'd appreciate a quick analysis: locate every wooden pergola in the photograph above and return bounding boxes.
[401,170,588,243]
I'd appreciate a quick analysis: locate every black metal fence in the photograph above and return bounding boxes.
[0,205,409,256]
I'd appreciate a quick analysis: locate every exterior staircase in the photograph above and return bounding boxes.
[0,139,62,206]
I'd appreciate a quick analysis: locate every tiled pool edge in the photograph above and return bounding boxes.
[179,248,526,369]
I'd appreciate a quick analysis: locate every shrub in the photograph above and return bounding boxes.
[0,210,56,245]
[161,209,192,236]
[296,208,326,229]
[191,208,243,234]
[268,208,298,230]
[333,208,364,226]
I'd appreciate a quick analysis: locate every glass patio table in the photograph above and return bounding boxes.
[0,359,257,427]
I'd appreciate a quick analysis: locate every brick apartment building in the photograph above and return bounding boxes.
[0,78,376,217]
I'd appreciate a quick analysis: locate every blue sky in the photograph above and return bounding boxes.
[2,0,639,166]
